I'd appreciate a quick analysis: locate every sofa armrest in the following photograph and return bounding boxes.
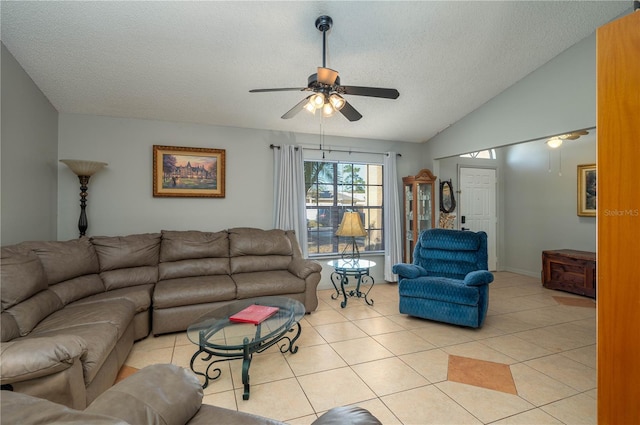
[312,406,382,425]
[86,364,203,425]
[0,390,126,425]
[391,263,428,279]
[288,258,322,279]
[463,270,494,287]
[0,335,87,384]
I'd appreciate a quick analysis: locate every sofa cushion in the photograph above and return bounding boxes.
[99,266,158,291]
[153,275,236,309]
[159,258,230,280]
[230,255,291,274]
[1,312,21,342]
[160,230,229,262]
[234,270,306,299]
[74,284,153,314]
[4,289,63,337]
[92,233,161,271]
[1,246,48,310]
[229,228,292,257]
[47,274,106,306]
[33,299,135,340]
[419,228,481,251]
[21,238,100,286]
[398,277,480,306]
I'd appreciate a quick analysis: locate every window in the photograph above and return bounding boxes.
[459,149,497,159]
[305,161,383,256]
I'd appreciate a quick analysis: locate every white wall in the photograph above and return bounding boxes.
[424,33,598,161]
[503,133,596,276]
[1,44,59,245]
[57,113,425,287]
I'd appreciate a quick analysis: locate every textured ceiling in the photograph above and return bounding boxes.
[0,1,630,143]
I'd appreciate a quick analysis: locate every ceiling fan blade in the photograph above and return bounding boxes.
[281,96,312,119]
[249,87,307,93]
[339,101,363,122]
[339,86,400,99]
[317,67,339,85]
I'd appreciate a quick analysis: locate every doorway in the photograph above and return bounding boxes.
[459,167,497,270]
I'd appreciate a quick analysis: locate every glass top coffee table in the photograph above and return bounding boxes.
[187,296,305,400]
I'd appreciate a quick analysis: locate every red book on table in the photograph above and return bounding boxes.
[229,305,279,324]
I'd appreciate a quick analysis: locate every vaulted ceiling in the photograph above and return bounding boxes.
[0,1,630,143]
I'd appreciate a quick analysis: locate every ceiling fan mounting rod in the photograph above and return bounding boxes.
[315,15,333,69]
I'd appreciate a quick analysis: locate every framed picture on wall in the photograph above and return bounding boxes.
[577,163,596,217]
[153,145,225,198]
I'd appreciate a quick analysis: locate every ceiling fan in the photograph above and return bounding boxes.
[546,130,589,148]
[249,15,399,122]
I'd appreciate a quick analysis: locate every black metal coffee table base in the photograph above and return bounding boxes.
[190,322,301,400]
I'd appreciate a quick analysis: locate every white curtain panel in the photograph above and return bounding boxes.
[383,152,403,282]
[273,145,309,258]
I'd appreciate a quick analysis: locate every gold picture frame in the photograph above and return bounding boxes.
[153,145,225,198]
[577,163,596,217]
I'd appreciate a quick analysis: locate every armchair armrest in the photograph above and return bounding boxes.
[288,258,322,279]
[463,270,494,287]
[0,335,87,384]
[392,263,428,279]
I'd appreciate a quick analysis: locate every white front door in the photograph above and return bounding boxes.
[459,167,497,270]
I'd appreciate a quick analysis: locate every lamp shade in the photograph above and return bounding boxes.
[60,159,108,176]
[335,212,367,237]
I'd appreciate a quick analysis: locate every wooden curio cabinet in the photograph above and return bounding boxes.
[402,169,436,263]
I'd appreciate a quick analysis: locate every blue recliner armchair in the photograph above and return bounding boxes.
[392,228,494,328]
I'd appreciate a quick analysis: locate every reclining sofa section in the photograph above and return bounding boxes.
[0,227,321,409]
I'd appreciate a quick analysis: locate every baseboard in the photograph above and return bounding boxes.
[503,267,540,279]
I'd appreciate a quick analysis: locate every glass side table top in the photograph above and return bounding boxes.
[187,296,305,349]
[327,258,376,272]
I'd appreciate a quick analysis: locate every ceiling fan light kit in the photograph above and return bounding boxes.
[249,15,399,122]
[546,137,563,149]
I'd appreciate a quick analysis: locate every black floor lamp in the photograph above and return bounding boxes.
[60,159,107,237]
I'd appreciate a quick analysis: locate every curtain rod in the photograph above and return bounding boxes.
[269,144,401,157]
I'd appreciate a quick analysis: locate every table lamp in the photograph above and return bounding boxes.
[335,211,367,261]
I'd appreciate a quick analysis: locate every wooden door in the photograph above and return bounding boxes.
[597,10,640,424]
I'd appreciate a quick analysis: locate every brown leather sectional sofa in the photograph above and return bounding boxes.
[0,228,321,410]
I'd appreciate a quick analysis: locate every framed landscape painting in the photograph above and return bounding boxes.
[577,163,596,217]
[153,145,225,197]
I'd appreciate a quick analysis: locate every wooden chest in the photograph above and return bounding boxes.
[542,249,596,298]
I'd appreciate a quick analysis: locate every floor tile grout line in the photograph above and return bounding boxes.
[125,271,596,424]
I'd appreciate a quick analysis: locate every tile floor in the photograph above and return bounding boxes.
[123,272,596,424]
